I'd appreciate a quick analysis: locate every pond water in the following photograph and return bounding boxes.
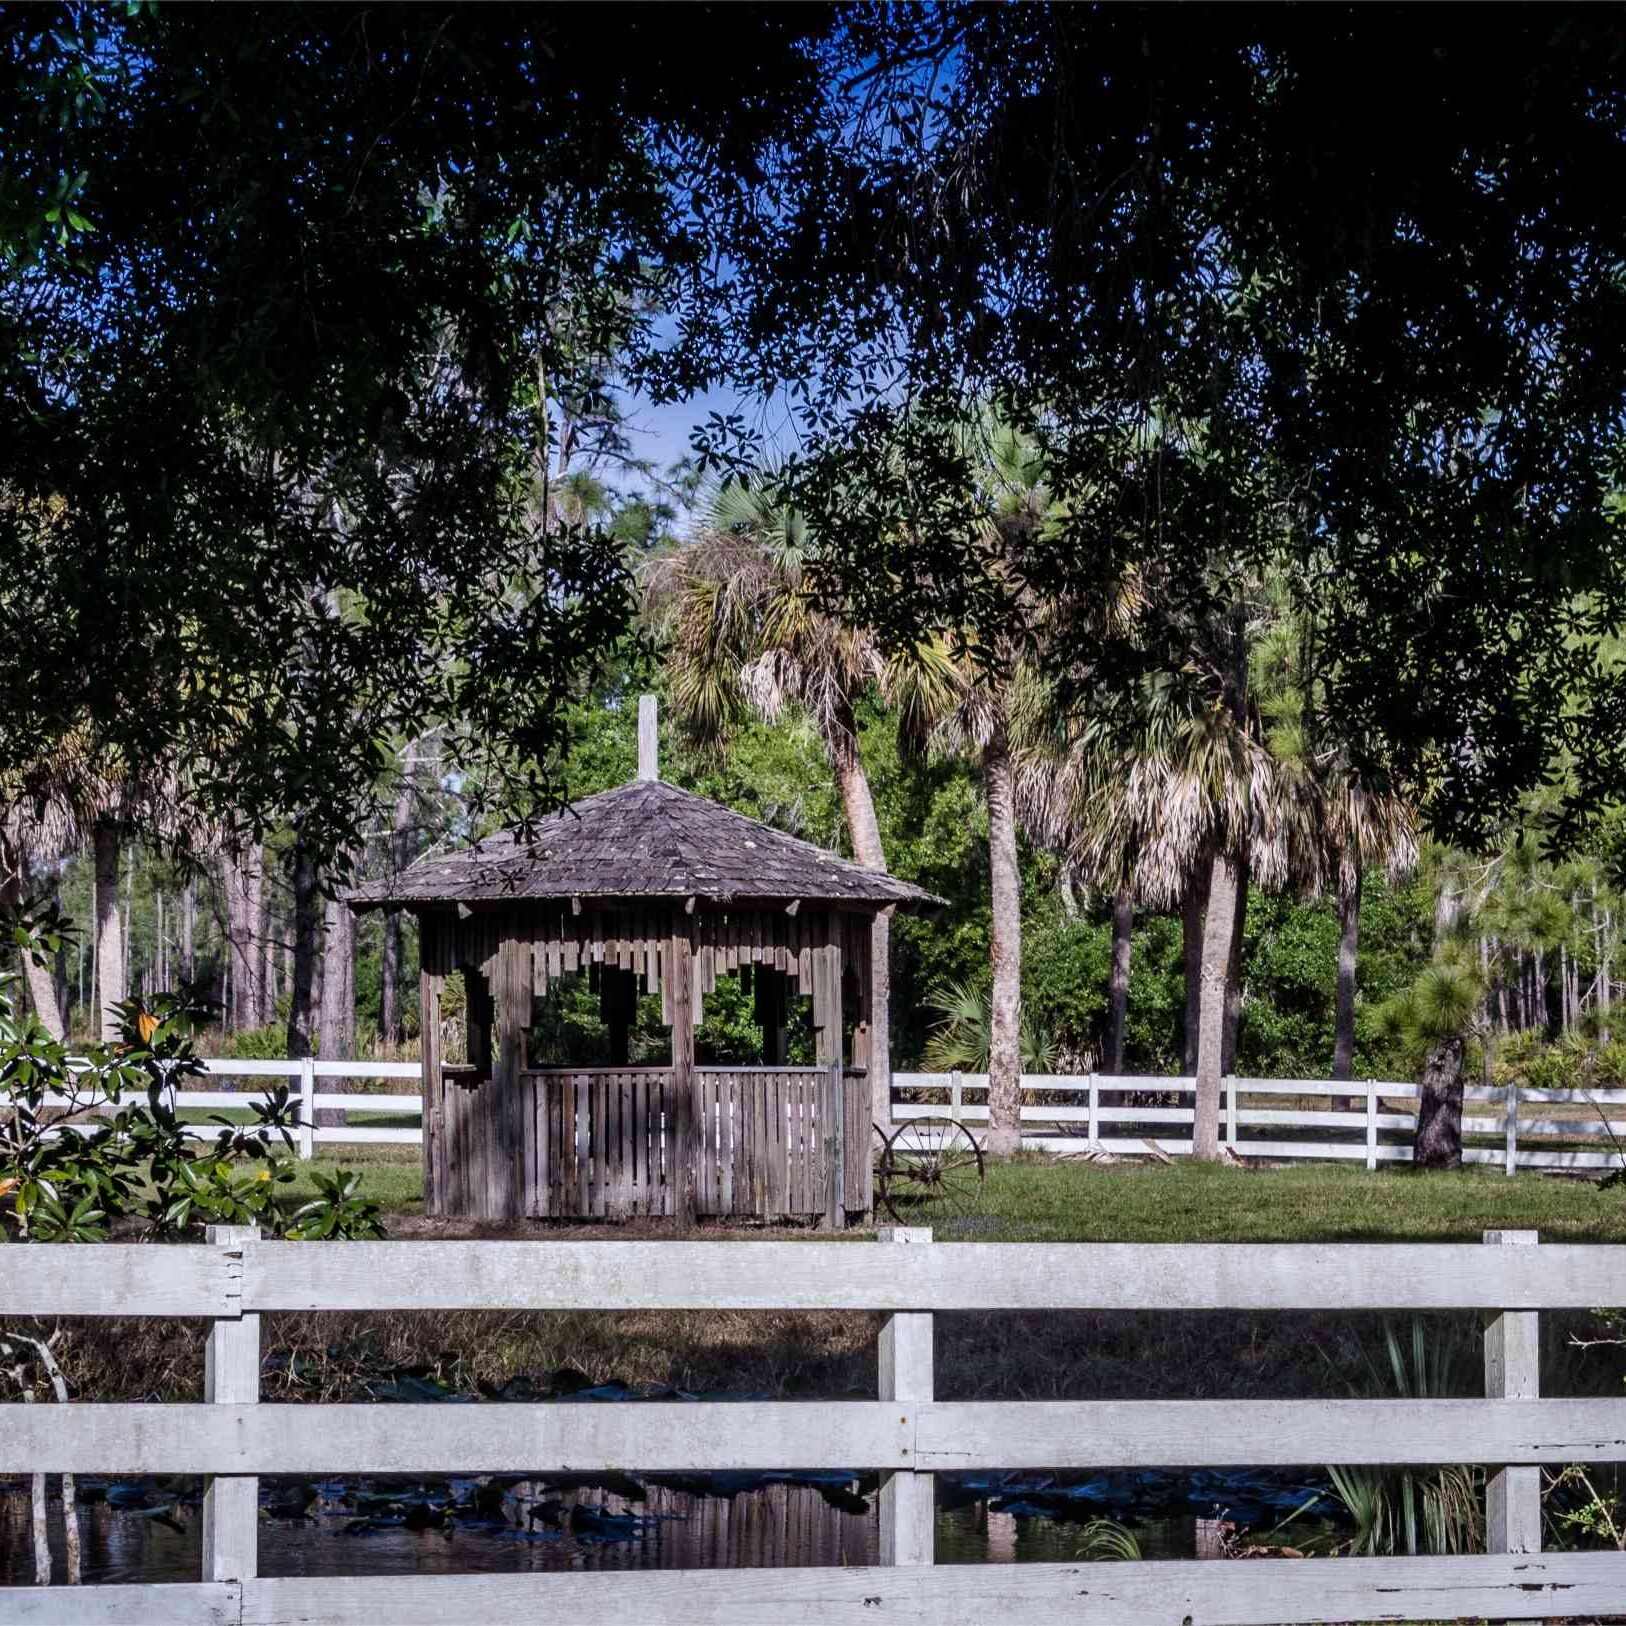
[1,1466,1338,1584]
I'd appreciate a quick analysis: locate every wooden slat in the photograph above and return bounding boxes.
[1,1583,240,1624]
[0,1244,239,1318]
[1,1401,911,1475]
[242,1239,1626,1313]
[239,1552,1626,1626]
[719,1072,735,1216]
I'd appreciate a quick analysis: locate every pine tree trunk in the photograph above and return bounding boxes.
[286,838,322,1058]
[1182,864,1210,1074]
[1413,1037,1466,1169]
[225,844,264,1031]
[828,733,892,1133]
[1332,861,1362,1092]
[1193,849,1241,1161]
[984,731,1023,1157]
[93,822,125,1041]
[1104,883,1133,1075]
[1220,851,1250,1074]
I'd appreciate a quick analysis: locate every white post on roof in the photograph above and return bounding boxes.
[637,694,659,781]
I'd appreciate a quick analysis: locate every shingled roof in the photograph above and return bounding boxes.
[347,778,941,912]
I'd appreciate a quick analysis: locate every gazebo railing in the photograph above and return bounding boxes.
[501,1065,868,1221]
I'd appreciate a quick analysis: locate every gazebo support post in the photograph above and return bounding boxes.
[812,916,845,1230]
[667,925,697,1227]
[491,931,529,1220]
[419,958,445,1217]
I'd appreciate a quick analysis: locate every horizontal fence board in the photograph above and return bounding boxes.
[239,1238,1626,1312]
[1,1401,911,1475]
[239,1553,1626,1626]
[309,1126,420,1145]
[0,1243,238,1317]
[307,1061,420,1079]
[0,1582,241,1625]
[307,1093,421,1114]
[913,1397,1626,1469]
[21,1397,1621,1476]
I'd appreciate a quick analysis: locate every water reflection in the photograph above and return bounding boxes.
[1,1467,1337,1584]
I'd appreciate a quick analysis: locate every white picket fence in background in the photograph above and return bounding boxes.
[893,1071,1626,1175]
[54,1060,1624,1177]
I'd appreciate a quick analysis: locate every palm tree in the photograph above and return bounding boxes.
[648,481,957,1127]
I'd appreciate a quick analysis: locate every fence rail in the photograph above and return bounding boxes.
[2,1230,1624,1623]
[36,1060,1626,1177]
[896,1070,1626,1174]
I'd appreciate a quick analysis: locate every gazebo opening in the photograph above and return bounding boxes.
[348,697,939,1226]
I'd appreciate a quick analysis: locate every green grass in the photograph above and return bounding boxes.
[295,1145,1626,1244]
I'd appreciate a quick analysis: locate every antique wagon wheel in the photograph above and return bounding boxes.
[876,1118,985,1223]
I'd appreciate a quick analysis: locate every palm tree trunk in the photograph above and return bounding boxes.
[1104,883,1133,1075]
[1413,1037,1466,1169]
[92,821,125,1041]
[1181,864,1210,1074]
[828,738,892,1132]
[1220,851,1250,1074]
[984,732,1023,1157]
[1332,861,1362,1088]
[316,888,353,1126]
[1193,849,1242,1161]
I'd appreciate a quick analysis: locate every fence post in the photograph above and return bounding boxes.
[878,1225,933,1566]
[1365,1078,1377,1172]
[1504,1077,1518,1178]
[202,1224,259,1584]
[298,1057,315,1161]
[1224,1076,1238,1153]
[949,1070,963,1127]
[1483,1228,1541,1555]
[1087,1072,1099,1145]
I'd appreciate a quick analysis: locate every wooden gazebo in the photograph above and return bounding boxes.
[348,699,938,1226]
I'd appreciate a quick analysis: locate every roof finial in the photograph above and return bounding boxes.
[637,694,659,781]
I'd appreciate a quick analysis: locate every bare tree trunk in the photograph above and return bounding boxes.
[1182,864,1210,1073]
[0,835,66,1040]
[984,732,1023,1157]
[379,742,418,1043]
[1104,883,1133,1075]
[225,843,265,1030]
[829,736,892,1132]
[1413,1037,1466,1169]
[255,862,274,1027]
[1220,851,1250,1074]
[181,878,195,983]
[287,837,322,1058]
[1332,861,1362,1088]
[92,822,125,1041]
[317,887,356,1118]
[1193,849,1242,1161]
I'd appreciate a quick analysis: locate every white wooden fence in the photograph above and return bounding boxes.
[3,1229,1625,1622]
[894,1071,1626,1175]
[119,1061,1626,1178]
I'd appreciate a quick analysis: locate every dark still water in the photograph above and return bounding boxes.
[1,1467,1335,1584]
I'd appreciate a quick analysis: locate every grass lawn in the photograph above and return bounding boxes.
[291,1144,1626,1244]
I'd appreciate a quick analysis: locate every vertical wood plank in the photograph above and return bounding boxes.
[878,1225,934,1566]
[202,1225,258,1584]
[669,931,697,1226]
[823,1062,845,1228]
[1484,1228,1542,1555]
